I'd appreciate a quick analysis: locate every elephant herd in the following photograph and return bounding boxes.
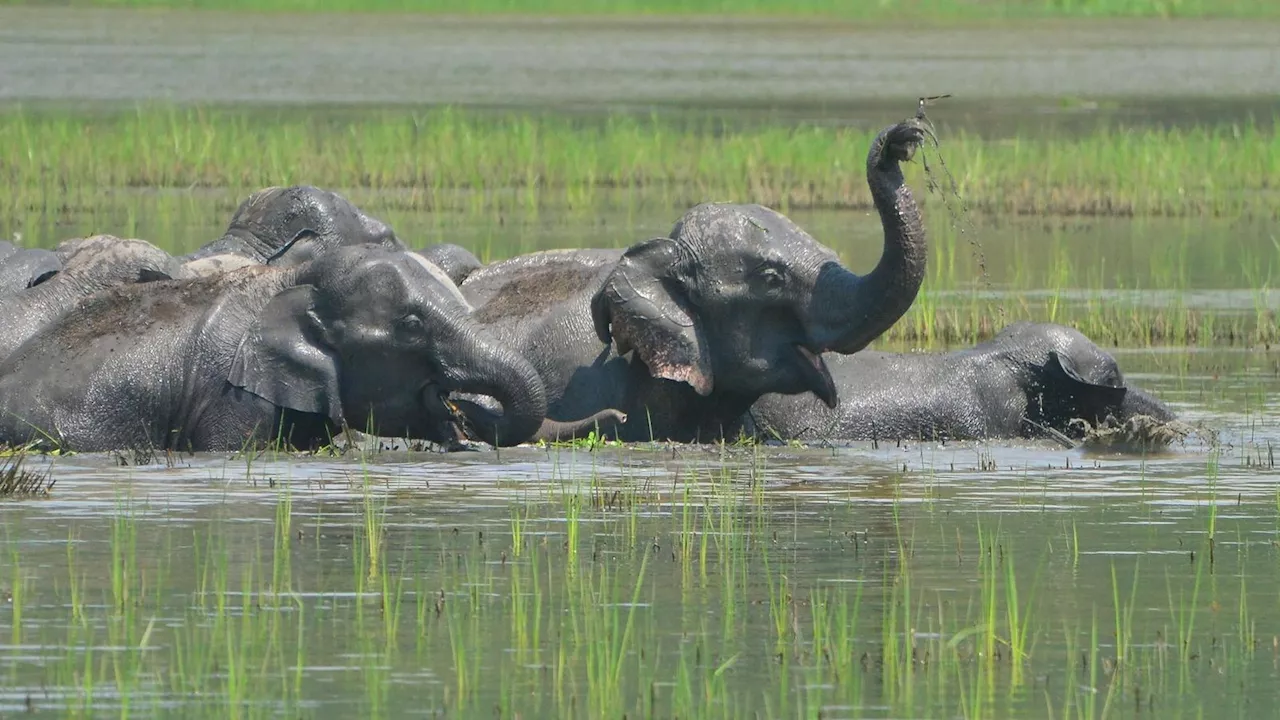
[0,116,1175,454]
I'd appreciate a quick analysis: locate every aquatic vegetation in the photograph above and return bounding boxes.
[0,452,54,497]
[1,107,1275,226]
[0,448,1274,717]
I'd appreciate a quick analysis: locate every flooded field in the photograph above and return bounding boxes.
[1,6,1279,718]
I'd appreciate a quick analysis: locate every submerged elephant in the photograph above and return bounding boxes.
[0,245,619,453]
[416,243,484,286]
[182,185,404,265]
[0,235,182,361]
[745,322,1177,444]
[456,117,930,442]
[0,242,62,297]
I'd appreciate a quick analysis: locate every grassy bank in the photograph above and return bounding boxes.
[3,106,1276,221]
[3,0,1277,19]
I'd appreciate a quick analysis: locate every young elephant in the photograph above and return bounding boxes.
[745,322,1176,443]
[0,235,183,362]
[0,242,62,297]
[0,245,615,453]
[456,117,930,442]
[182,185,404,265]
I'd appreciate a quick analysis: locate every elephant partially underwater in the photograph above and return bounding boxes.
[0,235,183,362]
[181,185,404,266]
[745,322,1177,444]
[0,241,62,298]
[0,245,619,453]
[456,117,931,442]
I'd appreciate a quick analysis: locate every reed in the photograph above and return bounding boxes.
[2,106,1274,227]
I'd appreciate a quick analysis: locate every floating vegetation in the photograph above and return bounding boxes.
[1074,413,1197,454]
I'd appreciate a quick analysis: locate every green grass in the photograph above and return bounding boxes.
[4,0,1278,19]
[1,450,1271,717]
[3,106,1275,222]
[3,105,1276,348]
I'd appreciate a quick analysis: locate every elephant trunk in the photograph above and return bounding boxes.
[1118,386,1177,424]
[439,324,548,447]
[807,121,928,354]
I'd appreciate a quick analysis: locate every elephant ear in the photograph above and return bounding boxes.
[591,237,713,396]
[264,228,322,266]
[227,284,344,424]
[1045,350,1127,411]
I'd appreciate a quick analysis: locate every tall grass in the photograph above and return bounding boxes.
[2,106,1275,222]
[4,0,1276,19]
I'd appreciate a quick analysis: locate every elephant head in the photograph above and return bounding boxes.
[591,118,929,409]
[227,245,546,447]
[1004,322,1177,437]
[53,235,184,286]
[0,244,62,295]
[186,185,405,265]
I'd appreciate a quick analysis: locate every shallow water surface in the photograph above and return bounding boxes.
[2,9,1278,133]
[0,347,1276,717]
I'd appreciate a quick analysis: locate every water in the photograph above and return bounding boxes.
[2,8,1280,717]
[2,9,1279,135]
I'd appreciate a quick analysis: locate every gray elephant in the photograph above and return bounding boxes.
[181,185,404,265]
[455,118,929,442]
[0,245,618,453]
[745,322,1177,444]
[0,235,183,362]
[416,244,483,286]
[0,241,62,297]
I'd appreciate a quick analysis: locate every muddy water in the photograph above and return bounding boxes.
[2,8,1279,134]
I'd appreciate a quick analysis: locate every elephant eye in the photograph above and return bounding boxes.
[394,313,426,342]
[754,264,786,289]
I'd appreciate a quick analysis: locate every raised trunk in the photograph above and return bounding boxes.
[439,324,548,447]
[809,121,929,354]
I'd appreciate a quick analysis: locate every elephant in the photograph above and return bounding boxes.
[744,322,1177,444]
[0,242,62,297]
[455,117,930,442]
[416,244,484,286]
[0,245,620,453]
[0,235,183,362]
[181,185,404,265]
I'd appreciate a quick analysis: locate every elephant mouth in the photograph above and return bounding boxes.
[795,344,838,409]
[418,383,470,447]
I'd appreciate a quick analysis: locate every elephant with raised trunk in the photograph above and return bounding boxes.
[456,117,930,442]
[0,235,183,362]
[0,245,617,453]
[182,185,404,266]
[745,322,1177,444]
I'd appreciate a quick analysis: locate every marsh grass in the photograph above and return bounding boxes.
[0,446,1271,717]
[2,107,1275,225]
[5,0,1277,18]
[3,106,1275,347]
[0,452,54,497]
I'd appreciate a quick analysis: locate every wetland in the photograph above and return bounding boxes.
[1,6,1279,718]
